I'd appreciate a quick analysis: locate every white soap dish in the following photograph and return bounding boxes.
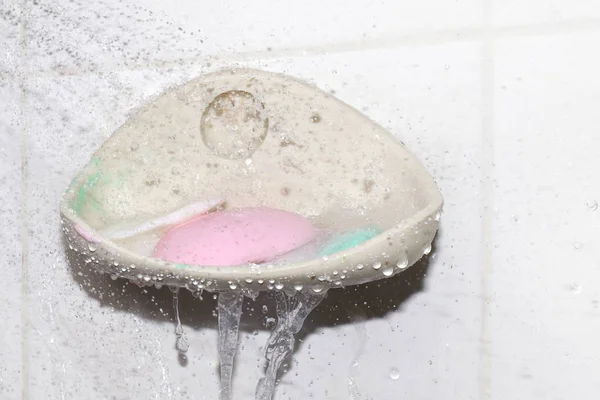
[60,68,443,294]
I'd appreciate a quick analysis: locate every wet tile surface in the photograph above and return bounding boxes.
[490,31,600,400]
[0,79,23,400]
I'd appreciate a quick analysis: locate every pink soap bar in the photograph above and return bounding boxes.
[153,207,317,266]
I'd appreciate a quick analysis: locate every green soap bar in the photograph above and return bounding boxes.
[319,229,381,256]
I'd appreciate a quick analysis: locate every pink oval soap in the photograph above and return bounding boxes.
[153,207,317,266]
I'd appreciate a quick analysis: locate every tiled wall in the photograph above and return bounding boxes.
[1,1,599,399]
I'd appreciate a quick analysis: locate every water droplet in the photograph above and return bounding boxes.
[389,367,400,380]
[143,275,151,282]
[310,113,321,123]
[293,284,304,291]
[382,266,394,277]
[110,274,118,280]
[372,262,381,270]
[585,200,598,211]
[176,336,189,353]
[200,90,268,159]
[87,242,97,252]
[396,256,408,270]
[434,211,441,221]
[262,305,269,314]
[423,244,432,255]
[275,282,284,290]
[265,317,276,329]
[568,283,582,294]
[312,284,324,293]
[229,281,238,290]
[245,277,253,283]
[356,264,364,270]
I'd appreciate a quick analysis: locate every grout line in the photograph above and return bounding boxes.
[18,0,30,398]
[215,27,480,61]
[38,27,483,78]
[479,1,495,399]
[263,16,600,56]
[495,16,600,38]
[26,16,600,79]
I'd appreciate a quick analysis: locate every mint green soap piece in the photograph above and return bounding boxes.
[319,229,381,256]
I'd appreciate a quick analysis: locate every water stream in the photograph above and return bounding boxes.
[255,290,327,400]
[217,292,245,400]
[169,287,328,399]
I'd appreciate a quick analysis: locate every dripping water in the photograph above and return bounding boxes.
[255,290,327,400]
[170,286,189,354]
[217,292,245,400]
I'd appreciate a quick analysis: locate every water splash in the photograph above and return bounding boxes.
[170,287,189,353]
[255,290,326,400]
[131,316,175,399]
[341,302,373,400]
[217,292,245,400]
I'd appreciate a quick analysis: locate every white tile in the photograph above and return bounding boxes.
[24,0,482,74]
[492,0,600,27]
[24,41,482,398]
[491,32,600,400]
[0,0,20,73]
[0,79,23,399]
